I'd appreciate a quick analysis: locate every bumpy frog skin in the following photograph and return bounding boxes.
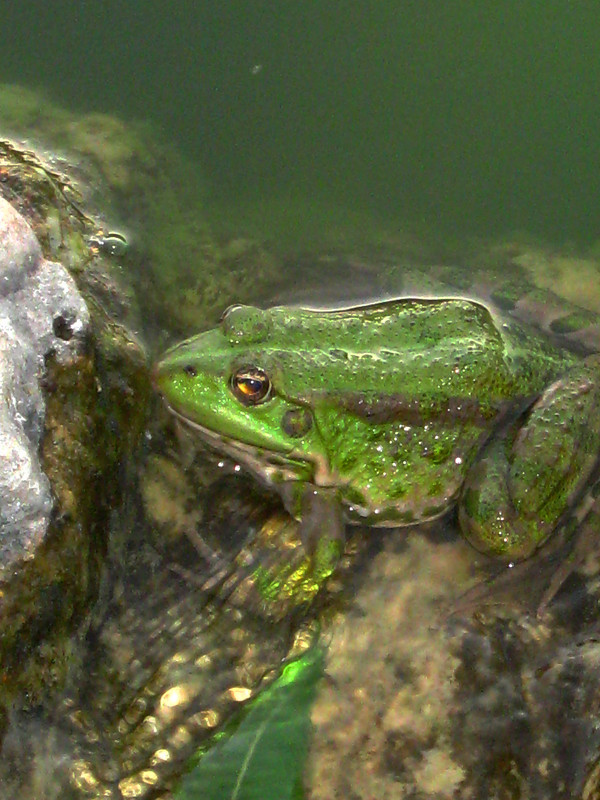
[154,296,600,561]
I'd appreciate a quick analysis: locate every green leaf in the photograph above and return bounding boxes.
[175,646,325,800]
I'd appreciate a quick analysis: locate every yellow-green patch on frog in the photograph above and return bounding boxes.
[153,296,600,564]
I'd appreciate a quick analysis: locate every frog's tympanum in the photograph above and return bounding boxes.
[153,298,600,561]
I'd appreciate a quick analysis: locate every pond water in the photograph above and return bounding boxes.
[2,4,600,800]
[2,2,600,245]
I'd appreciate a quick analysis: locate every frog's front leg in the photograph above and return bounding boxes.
[280,481,346,555]
[459,355,600,560]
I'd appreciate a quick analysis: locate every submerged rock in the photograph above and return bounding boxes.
[0,196,89,570]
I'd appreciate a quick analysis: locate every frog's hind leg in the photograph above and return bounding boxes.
[458,355,600,562]
[451,492,600,619]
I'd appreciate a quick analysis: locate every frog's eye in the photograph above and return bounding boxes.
[231,367,272,405]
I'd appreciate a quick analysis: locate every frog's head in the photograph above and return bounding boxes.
[153,305,329,483]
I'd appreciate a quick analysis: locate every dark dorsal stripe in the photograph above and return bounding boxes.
[312,391,514,425]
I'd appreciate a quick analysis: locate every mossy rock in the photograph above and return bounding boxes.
[0,84,286,342]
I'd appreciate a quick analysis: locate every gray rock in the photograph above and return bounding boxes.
[0,197,89,569]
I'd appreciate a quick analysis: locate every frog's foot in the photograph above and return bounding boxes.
[452,491,600,619]
[459,355,600,561]
[449,534,569,620]
[184,527,226,567]
[169,527,241,592]
[169,554,235,593]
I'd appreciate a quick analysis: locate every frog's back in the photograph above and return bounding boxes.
[273,298,580,526]
[269,298,574,408]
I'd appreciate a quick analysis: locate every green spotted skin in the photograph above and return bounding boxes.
[154,296,600,560]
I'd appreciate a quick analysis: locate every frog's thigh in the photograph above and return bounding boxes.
[459,355,600,559]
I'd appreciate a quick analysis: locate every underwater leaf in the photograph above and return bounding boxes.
[175,646,325,800]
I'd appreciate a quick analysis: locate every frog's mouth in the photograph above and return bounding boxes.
[166,407,317,487]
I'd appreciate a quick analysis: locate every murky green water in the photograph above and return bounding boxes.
[2,2,600,243]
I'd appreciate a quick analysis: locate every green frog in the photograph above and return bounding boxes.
[153,292,600,562]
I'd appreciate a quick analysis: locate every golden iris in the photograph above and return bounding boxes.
[231,367,271,405]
